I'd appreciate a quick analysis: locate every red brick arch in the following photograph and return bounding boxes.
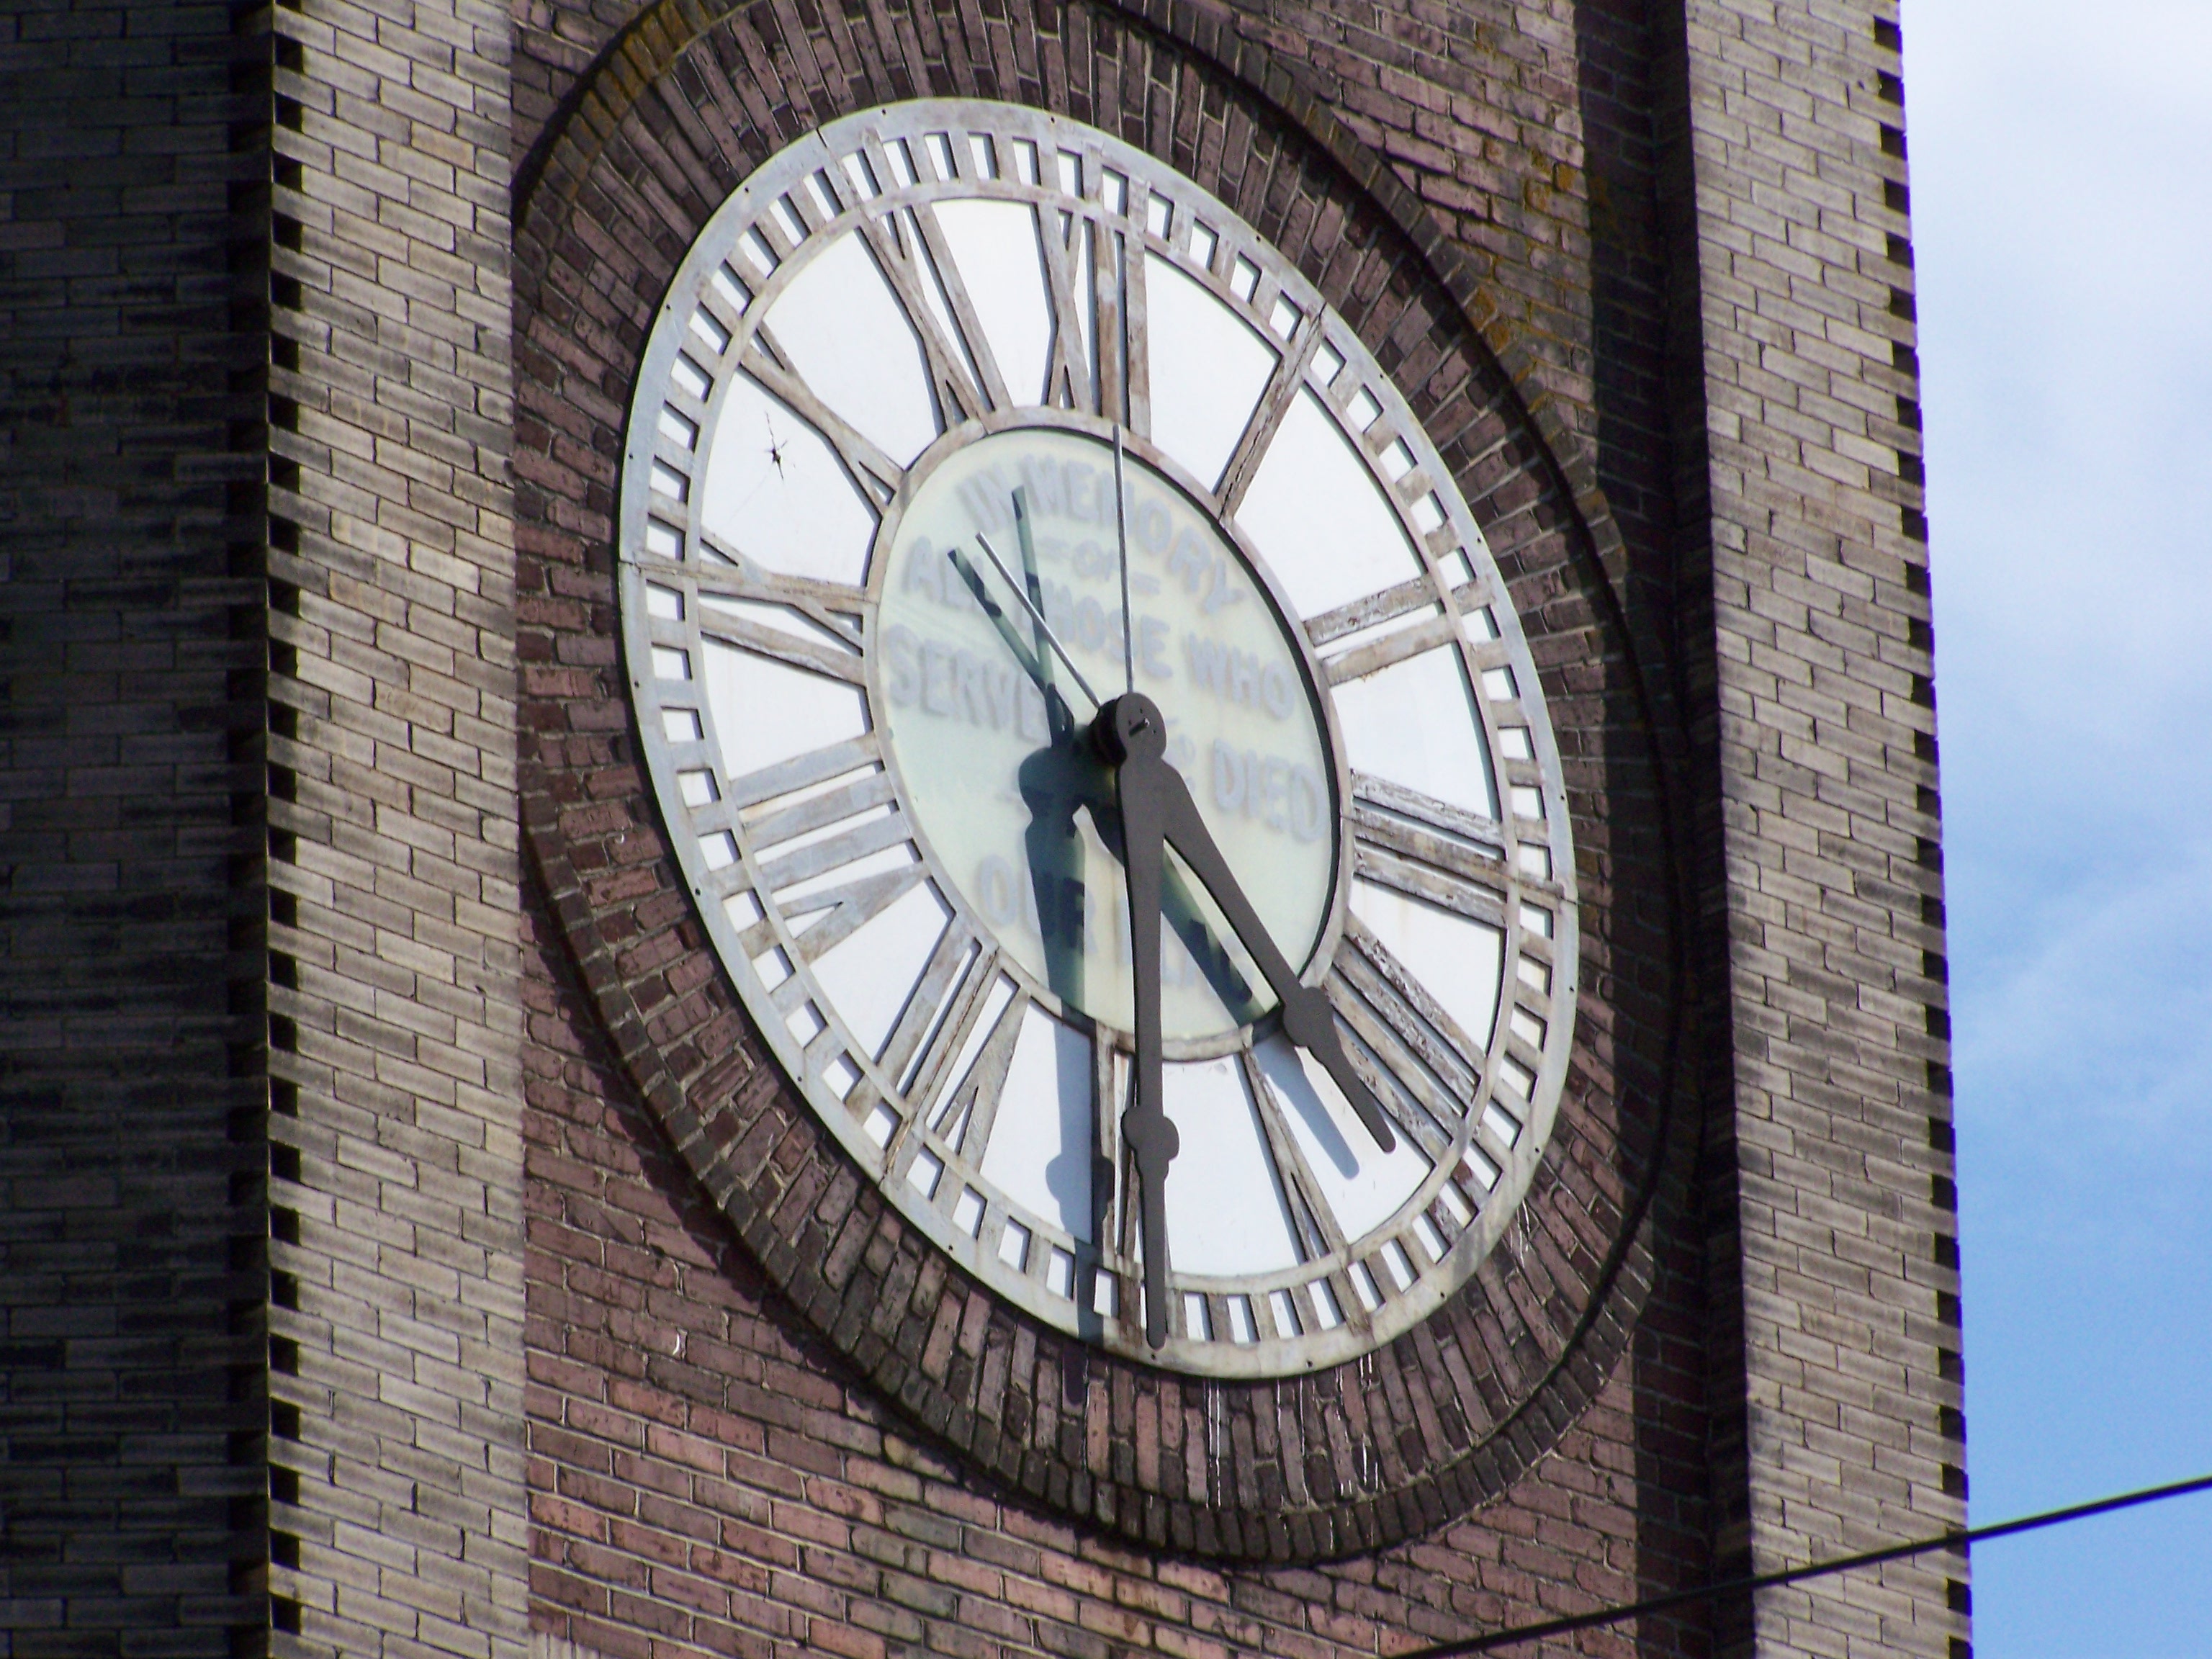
[511,0,1694,1566]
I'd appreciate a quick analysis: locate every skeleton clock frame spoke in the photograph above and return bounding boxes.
[854,202,1011,426]
[642,541,868,647]
[1216,309,1324,513]
[1240,1047,1353,1265]
[737,334,907,508]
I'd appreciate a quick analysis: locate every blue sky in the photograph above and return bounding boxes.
[1906,0,2212,1651]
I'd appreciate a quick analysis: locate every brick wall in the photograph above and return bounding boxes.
[0,0,1964,1648]
[509,0,1720,1652]
[256,0,531,1645]
[522,892,1709,1659]
[0,0,268,1648]
[1666,1,1964,1654]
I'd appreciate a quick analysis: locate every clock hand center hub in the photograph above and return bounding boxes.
[1095,691,1166,765]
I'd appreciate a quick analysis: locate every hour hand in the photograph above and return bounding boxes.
[1099,693,1398,1156]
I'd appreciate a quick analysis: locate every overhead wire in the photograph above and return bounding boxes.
[1388,1470,2212,1657]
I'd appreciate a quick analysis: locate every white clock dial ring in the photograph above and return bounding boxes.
[607,97,1583,1380]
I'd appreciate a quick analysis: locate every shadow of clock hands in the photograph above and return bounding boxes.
[1016,738,1096,1013]
[1014,739,1261,1026]
[1085,793,1264,1025]
[952,527,1263,1030]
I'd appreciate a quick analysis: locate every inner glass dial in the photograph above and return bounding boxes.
[878,424,1334,1042]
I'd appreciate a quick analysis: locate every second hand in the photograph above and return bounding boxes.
[967,531,1102,711]
[1114,426,1134,697]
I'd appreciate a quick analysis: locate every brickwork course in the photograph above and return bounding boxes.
[1,0,268,1648]
[1,0,1963,1654]
[256,0,534,1646]
[1672,7,1964,1656]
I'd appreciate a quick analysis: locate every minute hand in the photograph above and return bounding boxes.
[1102,694,1398,1155]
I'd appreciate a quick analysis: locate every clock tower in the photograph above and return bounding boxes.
[0,0,1964,1655]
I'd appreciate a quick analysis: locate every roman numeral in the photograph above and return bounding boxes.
[1038,207,1097,414]
[855,204,1010,426]
[1310,589,1461,686]
[1304,576,1439,652]
[1120,226,1151,439]
[1092,217,1127,428]
[1215,308,1323,511]
[1239,1048,1351,1264]
[1347,772,1516,912]
[708,739,896,889]
[721,732,882,816]
[1326,920,1478,1166]
[739,335,906,508]
[780,863,927,967]
[688,588,867,687]
[749,770,907,896]
[708,748,914,1046]
[933,986,1035,1168]
[878,925,999,1112]
[643,539,867,652]
[713,733,892,873]
[1091,1036,1123,1272]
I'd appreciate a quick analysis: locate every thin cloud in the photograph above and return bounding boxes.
[1910,0,2212,1650]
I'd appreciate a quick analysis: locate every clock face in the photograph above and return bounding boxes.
[617,100,1578,1375]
